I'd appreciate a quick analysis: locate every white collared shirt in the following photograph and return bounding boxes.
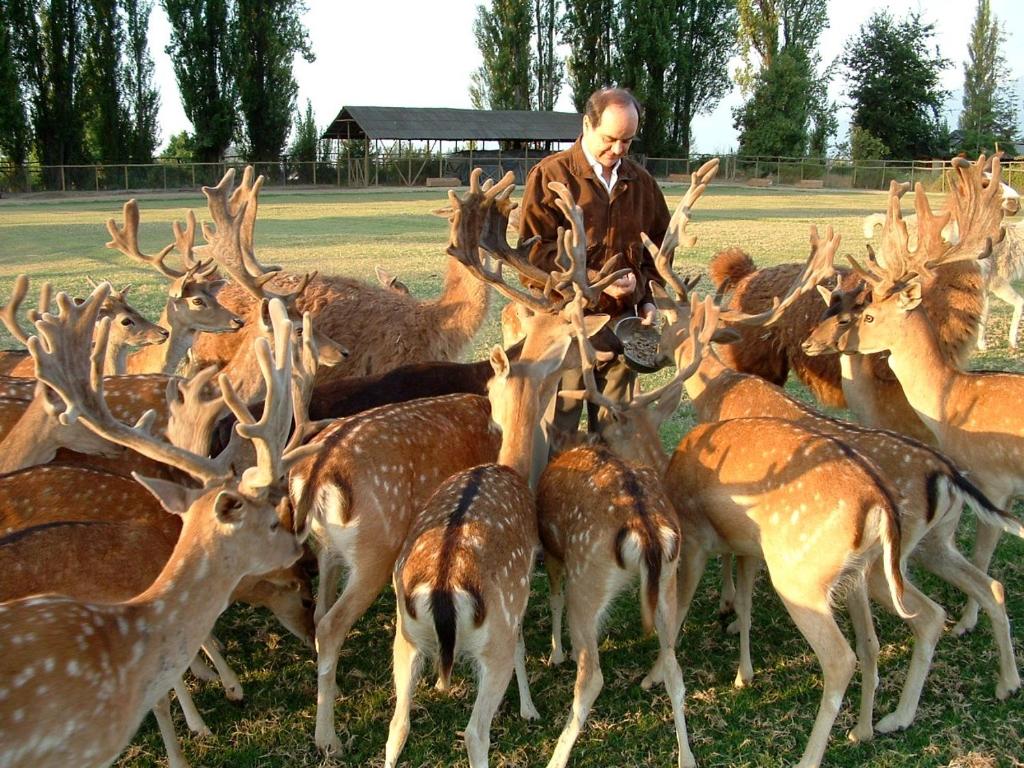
[581,142,620,194]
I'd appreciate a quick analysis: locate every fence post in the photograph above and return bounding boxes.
[777,158,782,183]
[312,160,317,186]
[163,165,167,191]
[880,160,887,190]
[852,163,857,189]
[60,165,66,193]
[95,166,100,191]
[191,164,196,189]
[755,157,760,178]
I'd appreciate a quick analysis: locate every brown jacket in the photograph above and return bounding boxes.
[518,139,671,316]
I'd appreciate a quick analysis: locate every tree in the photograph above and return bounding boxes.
[0,3,30,166]
[532,0,562,110]
[81,0,126,163]
[233,0,314,161]
[849,125,888,162]
[668,0,737,157]
[560,0,616,111]
[616,0,674,155]
[842,11,950,159]
[123,0,160,162]
[734,46,815,158]
[958,0,1017,155]
[469,0,532,110]
[162,0,236,163]
[160,129,195,161]
[289,98,318,162]
[734,0,833,156]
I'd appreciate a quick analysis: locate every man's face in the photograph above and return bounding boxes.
[582,102,639,170]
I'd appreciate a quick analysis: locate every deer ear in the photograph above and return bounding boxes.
[711,327,742,344]
[489,344,511,379]
[534,335,574,380]
[897,281,923,311]
[132,473,196,516]
[582,313,611,337]
[213,490,246,525]
[817,284,832,306]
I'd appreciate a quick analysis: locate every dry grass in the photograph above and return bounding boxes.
[0,182,1022,767]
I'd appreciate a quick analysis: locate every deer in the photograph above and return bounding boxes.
[708,156,1009,446]
[1,274,168,377]
[103,201,245,373]
[384,179,631,768]
[805,159,1024,639]
[0,281,317,768]
[190,166,508,382]
[293,169,628,755]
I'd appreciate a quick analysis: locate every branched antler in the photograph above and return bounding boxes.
[106,200,184,279]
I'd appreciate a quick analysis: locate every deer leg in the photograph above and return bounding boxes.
[201,634,243,701]
[865,564,944,734]
[315,559,392,753]
[954,519,1004,637]
[384,610,422,768]
[988,276,1023,349]
[650,563,697,768]
[718,552,736,623]
[188,655,218,683]
[152,694,191,768]
[546,554,567,665]
[776,588,856,768]
[844,579,879,743]
[315,549,344,626]
[732,555,760,688]
[673,543,710,643]
[464,638,516,768]
[977,291,990,351]
[915,535,1019,700]
[173,677,211,737]
[515,628,540,719]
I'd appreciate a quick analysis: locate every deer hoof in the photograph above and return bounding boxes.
[521,704,541,720]
[315,732,344,755]
[996,680,1019,700]
[847,723,874,743]
[875,712,910,734]
[547,650,565,666]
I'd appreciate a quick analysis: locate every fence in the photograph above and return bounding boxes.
[2,154,1022,195]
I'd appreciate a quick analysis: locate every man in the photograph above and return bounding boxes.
[518,87,671,433]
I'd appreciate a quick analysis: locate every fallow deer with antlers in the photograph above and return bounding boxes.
[0,281,317,768]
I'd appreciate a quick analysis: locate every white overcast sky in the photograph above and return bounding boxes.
[148,0,1023,154]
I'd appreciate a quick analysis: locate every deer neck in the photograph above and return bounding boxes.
[218,318,266,405]
[881,309,956,428]
[682,347,727,405]
[0,398,59,472]
[128,307,189,375]
[428,257,491,351]
[125,514,250,707]
[104,338,132,376]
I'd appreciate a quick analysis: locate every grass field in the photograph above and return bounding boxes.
[1,181,1023,768]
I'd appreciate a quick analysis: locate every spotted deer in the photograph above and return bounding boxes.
[1,274,167,377]
[103,201,244,374]
[805,162,1024,638]
[0,283,316,768]
[384,180,627,768]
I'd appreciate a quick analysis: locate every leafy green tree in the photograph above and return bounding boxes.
[289,98,319,162]
[160,129,195,160]
[470,0,532,110]
[849,125,889,161]
[669,0,737,157]
[617,0,674,155]
[0,3,30,166]
[734,45,814,158]
[233,0,313,161]
[842,11,950,159]
[532,0,562,110]
[123,0,160,161]
[958,0,1017,155]
[162,0,236,162]
[81,0,126,163]
[559,0,616,111]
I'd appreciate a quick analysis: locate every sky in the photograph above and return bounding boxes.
[147,0,1024,155]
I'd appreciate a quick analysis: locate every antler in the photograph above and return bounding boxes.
[106,200,184,279]
[641,157,720,301]
[719,225,840,326]
[199,167,312,306]
[28,284,226,485]
[164,364,227,455]
[1,274,32,345]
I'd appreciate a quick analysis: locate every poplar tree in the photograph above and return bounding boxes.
[560,0,616,112]
[470,0,532,110]
[532,0,562,110]
[123,0,160,162]
[958,0,1017,155]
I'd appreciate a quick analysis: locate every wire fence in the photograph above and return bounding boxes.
[1,154,1021,195]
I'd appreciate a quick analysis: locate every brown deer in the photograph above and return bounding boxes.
[709,157,1007,445]
[103,202,244,374]
[383,179,629,768]
[191,167,510,381]
[1,279,315,767]
[804,162,1024,638]
[1,274,168,377]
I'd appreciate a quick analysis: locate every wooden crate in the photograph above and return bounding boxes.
[747,177,773,188]
[796,179,824,189]
[426,177,460,188]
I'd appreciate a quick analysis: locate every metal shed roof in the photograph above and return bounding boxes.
[321,106,583,142]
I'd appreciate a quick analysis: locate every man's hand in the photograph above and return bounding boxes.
[602,271,637,299]
[639,302,658,326]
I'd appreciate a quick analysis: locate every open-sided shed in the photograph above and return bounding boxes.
[320,106,582,184]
